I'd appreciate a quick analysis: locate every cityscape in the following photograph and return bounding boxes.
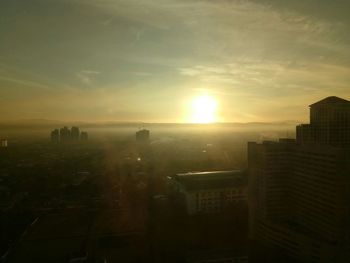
[0,96,349,262]
[50,127,89,143]
[1,0,350,262]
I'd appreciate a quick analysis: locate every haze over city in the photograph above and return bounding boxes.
[1,0,350,123]
[1,1,350,263]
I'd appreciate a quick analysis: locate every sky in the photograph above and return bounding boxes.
[1,0,350,123]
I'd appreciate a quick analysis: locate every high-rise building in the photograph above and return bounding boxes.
[80,131,88,141]
[59,126,71,142]
[136,129,150,143]
[296,96,350,146]
[50,126,87,143]
[248,97,350,262]
[71,126,80,141]
[50,129,60,143]
[1,139,8,148]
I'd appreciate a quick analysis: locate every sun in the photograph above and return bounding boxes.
[189,95,218,123]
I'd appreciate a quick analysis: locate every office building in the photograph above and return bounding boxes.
[50,129,60,143]
[50,126,87,143]
[1,139,8,148]
[169,170,247,215]
[248,97,350,262]
[71,126,80,141]
[80,131,88,141]
[136,129,150,143]
[296,96,350,146]
[185,249,248,263]
[59,126,71,142]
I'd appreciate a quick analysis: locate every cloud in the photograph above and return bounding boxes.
[1,0,350,122]
[132,72,152,76]
[179,61,289,87]
[100,18,113,26]
[180,60,350,86]
[0,75,50,90]
[76,70,100,85]
[73,0,349,67]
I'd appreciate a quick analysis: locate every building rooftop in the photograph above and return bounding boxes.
[173,170,246,191]
[309,96,350,107]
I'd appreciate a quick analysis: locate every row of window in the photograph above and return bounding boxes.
[196,189,244,196]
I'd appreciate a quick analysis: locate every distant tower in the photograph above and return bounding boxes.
[80,131,88,141]
[136,129,150,143]
[1,139,8,148]
[71,126,80,141]
[60,126,71,142]
[50,129,60,143]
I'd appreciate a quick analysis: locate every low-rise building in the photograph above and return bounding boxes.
[169,170,247,215]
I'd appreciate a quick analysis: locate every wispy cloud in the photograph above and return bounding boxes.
[76,70,100,85]
[1,0,350,122]
[0,75,50,90]
[132,72,152,76]
[178,59,350,106]
[74,0,349,69]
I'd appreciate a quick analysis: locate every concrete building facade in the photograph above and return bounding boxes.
[296,96,350,146]
[169,170,247,215]
[248,97,350,262]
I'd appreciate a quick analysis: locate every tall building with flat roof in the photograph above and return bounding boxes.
[248,97,350,262]
[297,96,350,146]
[59,126,71,142]
[169,170,247,215]
[50,126,87,143]
[80,131,88,141]
[136,129,150,143]
[71,126,80,141]
[1,139,8,148]
[50,129,59,143]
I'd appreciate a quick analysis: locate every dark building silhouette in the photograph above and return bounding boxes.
[1,139,8,147]
[297,96,350,146]
[50,129,60,143]
[168,170,247,215]
[59,126,71,142]
[71,126,80,141]
[136,129,150,143]
[51,126,87,143]
[248,97,350,262]
[80,131,88,141]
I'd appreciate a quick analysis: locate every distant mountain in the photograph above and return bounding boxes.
[0,119,71,128]
[0,119,302,128]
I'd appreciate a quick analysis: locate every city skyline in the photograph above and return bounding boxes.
[1,0,350,123]
[1,91,349,261]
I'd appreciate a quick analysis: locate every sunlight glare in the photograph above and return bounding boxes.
[190,95,218,123]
